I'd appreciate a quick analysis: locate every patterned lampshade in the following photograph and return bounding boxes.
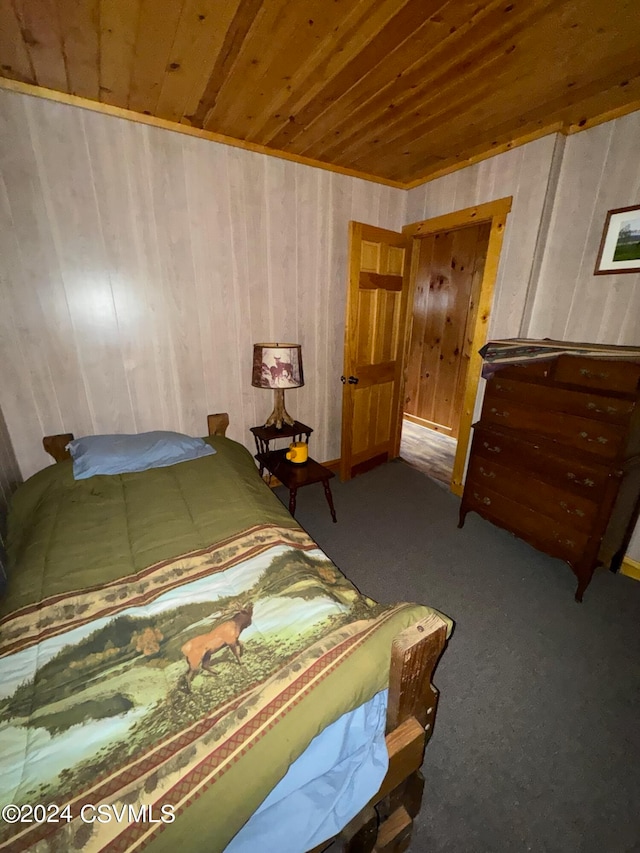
[252,343,304,390]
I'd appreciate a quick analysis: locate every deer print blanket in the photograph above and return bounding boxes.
[1,440,440,853]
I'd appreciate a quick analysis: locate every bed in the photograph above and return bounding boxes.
[0,414,451,853]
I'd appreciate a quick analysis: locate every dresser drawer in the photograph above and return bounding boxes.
[466,455,599,534]
[463,483,591,565]
[486,376,636,425]
[480,400,625,459]
[491,361,552,381]
[471,425,614,497]
[554,355,640,395]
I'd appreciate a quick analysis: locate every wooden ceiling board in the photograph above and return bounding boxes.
[99,0,141,108]
[187,0,263,127]
[1,0,639,185]
[0,0,34,84]
[127,0,184,114]
[12,0,68,92]
[58,0,99,99]
[154,0,242,122]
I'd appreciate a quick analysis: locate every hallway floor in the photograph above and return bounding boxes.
[399,419,456,487]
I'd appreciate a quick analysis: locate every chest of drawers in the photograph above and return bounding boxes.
[458,353,640,600]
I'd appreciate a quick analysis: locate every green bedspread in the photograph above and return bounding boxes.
[3,437,291,616]
[1,438,449,852]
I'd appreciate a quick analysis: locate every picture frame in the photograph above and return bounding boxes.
[594,204,640,275]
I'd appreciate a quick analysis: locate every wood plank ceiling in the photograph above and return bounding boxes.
[1,0,639,186]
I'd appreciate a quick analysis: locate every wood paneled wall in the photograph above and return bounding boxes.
[526,111,640,345]
[0,88,406,480]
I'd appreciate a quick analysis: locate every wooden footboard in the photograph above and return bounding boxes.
[308,611,449,853]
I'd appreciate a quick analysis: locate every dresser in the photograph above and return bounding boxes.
[459,351,640,600]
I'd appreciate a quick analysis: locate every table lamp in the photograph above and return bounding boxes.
[252,343,304,428]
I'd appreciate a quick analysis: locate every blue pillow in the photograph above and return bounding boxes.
[67,431,216,479]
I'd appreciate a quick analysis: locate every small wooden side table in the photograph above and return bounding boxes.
[255,448,337,523]
[250,421,313,476]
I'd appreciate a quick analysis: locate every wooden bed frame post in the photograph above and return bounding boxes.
[207,412,229,436]
[310,611,449,853]
[386,611,447,732]
[372,612,448,852]
[42,433,74,462]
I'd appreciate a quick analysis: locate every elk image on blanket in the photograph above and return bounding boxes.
[180,604,254,689]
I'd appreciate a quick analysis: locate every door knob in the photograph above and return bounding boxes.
[340,375,346,384]
[348,376,359,384]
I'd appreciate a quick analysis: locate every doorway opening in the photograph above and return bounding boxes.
[400,220,492,487]
[399,197,512,494]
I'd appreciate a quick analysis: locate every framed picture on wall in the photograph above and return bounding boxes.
[594,204,640,275]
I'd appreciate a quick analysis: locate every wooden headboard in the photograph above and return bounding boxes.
[42,413,230,463]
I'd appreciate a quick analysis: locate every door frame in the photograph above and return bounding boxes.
[402,196,512,496]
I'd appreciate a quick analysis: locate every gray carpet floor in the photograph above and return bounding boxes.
[276,460,640,853]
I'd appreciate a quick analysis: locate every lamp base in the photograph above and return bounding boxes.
[264,388,296,429]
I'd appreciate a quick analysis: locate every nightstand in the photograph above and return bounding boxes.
[250,421,313,476]
[249,421,337,523]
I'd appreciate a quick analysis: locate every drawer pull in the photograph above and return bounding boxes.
[586,402,618,415]
[553,533,576,548]
[478,466,496,479]
[490,407,510,418]
[559,501,585,517]
[566,473,595,487]
[483,442,501,453]
[578,431,608,445]
[473,492,491,506]
[579,368,609,380]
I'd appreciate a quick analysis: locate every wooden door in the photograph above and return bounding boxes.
[340,222,413,481]
[404,222,491,439]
